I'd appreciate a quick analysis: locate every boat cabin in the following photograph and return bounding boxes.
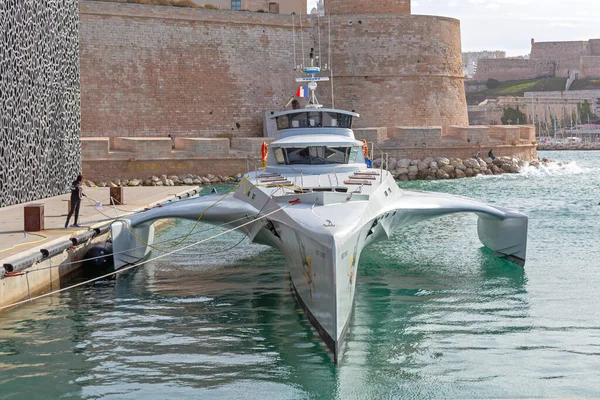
[266,109,365,173]
[271,108,358,131]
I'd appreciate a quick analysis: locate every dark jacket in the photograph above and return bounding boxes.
[70,180,82,202]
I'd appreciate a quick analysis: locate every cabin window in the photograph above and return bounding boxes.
[275,111,354,131]
[339,114,353,129]
[231,0,241,10]
[308,111,322,127]
[290,112,309,128]
[276,115,289,130]
[274,147,285,164]
[283,146,352,165]
[348,146,359,163]
[322,112,339,127]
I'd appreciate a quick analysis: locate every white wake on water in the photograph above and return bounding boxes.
[520,161,589,177]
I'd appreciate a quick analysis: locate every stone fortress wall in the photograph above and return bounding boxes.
[0,0,81,207]
[79,1,467,137]
[475,39,600,81]
[325,0,411,15]
[79,0,537,180]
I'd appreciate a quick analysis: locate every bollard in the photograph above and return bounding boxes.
[24,204,44,232]
[110,186,124,205]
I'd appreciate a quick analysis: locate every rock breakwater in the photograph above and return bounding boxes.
[83,157,558,188]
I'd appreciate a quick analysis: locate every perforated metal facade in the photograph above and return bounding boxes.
[0,0,81,207]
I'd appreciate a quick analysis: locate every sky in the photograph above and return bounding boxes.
[307,0,599,56]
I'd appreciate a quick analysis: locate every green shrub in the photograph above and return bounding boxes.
[486,78,501,89]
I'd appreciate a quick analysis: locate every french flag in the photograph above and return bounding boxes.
[296,86,308,98]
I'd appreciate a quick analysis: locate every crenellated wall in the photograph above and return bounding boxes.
[79,1,468,138]
[325,0,410,15]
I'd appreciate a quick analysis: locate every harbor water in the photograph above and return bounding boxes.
[1,150,599,399]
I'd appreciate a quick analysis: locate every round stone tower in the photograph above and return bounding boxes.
[325,0,411,15]
[322,0,469,130]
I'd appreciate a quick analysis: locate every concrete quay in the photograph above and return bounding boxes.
[0,186,199,311]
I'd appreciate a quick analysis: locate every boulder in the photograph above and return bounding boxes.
[396,168,409,175]
[501,164,513,172]
[183,178,194,185]
[455,169,466,179]
[417,162,428,171]
[423,157,435,165]
[397,161,409,169]
[193,178,203,184]
[465,168,474,177]
[509,165,520,173]
[408,166,419,174]
[398,175,409,182]
[456,162,467,171]
[491,165,502,174]
[151,176,160,182]
[436,169,450,179]
[441,165,455,174]
[143,179,152,186]
[201,177,211,184]
[387,158,398,171]
[373,158,383,168]
[429,161,439,169]
[437,157,450,167]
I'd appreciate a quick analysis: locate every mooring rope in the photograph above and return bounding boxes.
[0,204,292,312]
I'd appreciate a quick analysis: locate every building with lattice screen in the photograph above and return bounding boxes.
[0,0,81,207]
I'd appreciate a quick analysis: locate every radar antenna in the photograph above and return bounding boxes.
[296,47,330,109]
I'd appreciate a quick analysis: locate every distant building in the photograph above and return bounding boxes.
[462,50,506,66]
[475,38,600,82]
[462,50,506,79]
[193,0,306,14]
[310,0,324,16]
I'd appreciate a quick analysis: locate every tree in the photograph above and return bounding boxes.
[486,78,501,89]
[501,106,526,125]
[577,100,595,124]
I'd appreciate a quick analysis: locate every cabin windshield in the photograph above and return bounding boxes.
[276,112,353,130]
[274,146,359,165]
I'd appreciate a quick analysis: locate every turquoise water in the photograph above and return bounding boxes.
[1,150,600,399]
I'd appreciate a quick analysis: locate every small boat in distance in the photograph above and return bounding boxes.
[110,52,528,363]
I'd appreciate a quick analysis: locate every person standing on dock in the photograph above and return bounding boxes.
[65,175,85,228]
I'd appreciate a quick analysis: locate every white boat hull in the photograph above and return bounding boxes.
[110,169,527,363]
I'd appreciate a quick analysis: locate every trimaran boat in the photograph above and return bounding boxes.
[111,57,528,363]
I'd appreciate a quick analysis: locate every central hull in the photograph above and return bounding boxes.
[265,218,371,362]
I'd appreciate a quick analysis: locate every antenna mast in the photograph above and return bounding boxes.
[292,13,297,69]
[296,48,329,109]
[329,15,335,108]
[299,12,305,67]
